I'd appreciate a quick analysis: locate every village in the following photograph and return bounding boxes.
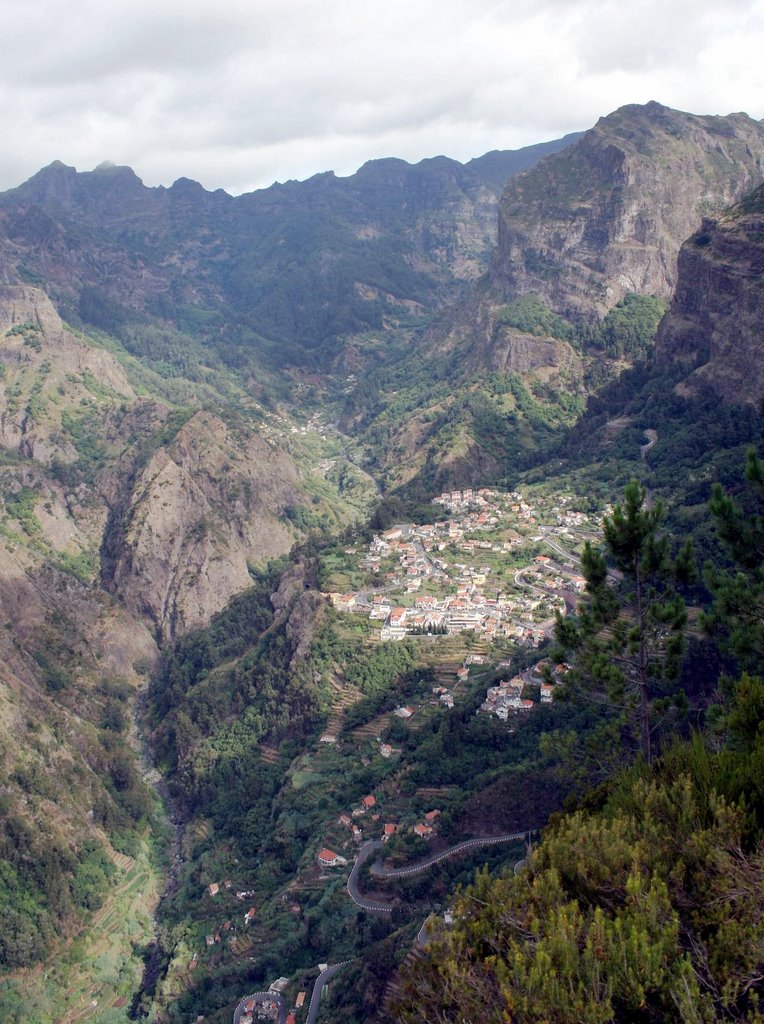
[191,486,603,1014]
[323,485,600,669]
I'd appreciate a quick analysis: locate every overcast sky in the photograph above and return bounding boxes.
[1,0,762,195]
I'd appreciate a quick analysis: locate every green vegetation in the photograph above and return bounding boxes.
[0,826,114,970]
[4,486,40,534]
[555,481,690,763]
[495,294,575,340]
[582,293,667,358]
[394,457,764,1024]
[396,723,764,1024]
[704,450,764,673]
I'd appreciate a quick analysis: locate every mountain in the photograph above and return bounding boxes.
[346,103,764,494]
[0,284,367,642]
[654,182,764,404]
[0,135,580,379]
[491,101,764,320]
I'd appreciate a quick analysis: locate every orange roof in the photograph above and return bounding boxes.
[296,992,307,1008]
[318,848,338,862]
[362,795,376,808]
[384,823,397,835]
[424,809,440,821]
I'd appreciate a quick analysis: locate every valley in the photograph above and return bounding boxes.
[0,99,763,1024]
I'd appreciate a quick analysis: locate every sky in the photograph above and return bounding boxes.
[1,0,763,196]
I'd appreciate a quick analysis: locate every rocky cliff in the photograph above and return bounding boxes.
[0,285,332,642]
[109,410,300,640]
[492,102,764,321]
[654,183,764,405]
[0,135,580,376]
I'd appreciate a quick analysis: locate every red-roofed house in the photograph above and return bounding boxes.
[317,849,346,867]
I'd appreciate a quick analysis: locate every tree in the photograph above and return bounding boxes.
[555,481,688,763]
[705,449,764,672]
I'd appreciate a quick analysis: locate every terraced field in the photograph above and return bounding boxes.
[7,839,160,1024]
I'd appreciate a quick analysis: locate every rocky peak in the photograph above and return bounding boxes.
[654,183,764,405]
[491,103,764,321]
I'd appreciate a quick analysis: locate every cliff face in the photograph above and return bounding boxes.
[654,184,764,405]
[0,285,315,642]
[492,102,764,321]
[108,410,300,640]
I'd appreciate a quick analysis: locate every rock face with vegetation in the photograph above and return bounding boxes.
[0,135,580,377]
[0,284,322,641]
[654,182,764,404]
[106,410,301,641]
[491,102,764,321]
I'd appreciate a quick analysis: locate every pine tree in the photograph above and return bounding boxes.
[555,481,688,763]
[705,449,764,672]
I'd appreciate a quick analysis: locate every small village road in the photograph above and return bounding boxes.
[539,534,582,566]
[347,840,392,913]
[641,428,658,459]
[305,961,354,1024]
[369,832,531,880]
[233,991,286,1024]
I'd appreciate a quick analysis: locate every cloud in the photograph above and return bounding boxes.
[0,0,762,194]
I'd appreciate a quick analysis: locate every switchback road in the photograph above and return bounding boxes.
[305,961,354,1024]
[233,991,286,1024]
[369,832,531,880]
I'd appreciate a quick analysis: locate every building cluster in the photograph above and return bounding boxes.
[238,982,302,1024]
[318,794,443,870]
[479,660,570,720]
[325,487,590,645]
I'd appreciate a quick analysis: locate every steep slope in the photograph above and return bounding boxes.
[0,283,370,643]
[492,101,764,320]
[654,183,764,405]
[346,103,764,494]
[0,135,580,377]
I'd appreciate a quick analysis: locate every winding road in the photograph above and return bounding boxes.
[347,841,391,913]
[305,961,354,1024]
[369,832,531,880]
[346,832,531,913]
[641,428,658,459]
[233,990,286,1024]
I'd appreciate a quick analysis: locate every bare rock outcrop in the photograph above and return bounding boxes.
[110,410,301,641]
[492,102,764,321]
[654,184,764,405]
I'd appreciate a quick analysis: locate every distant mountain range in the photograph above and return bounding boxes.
[0,132,582,378]
[0,102,763,1010]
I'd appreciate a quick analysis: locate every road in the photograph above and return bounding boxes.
[538,530,583,566]
[369,832,531,880]
[233,991,286,1024]
[305,961,354,1024]
[235,834,535,1021]
[346,841,392,913]
[641,428,658,459]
